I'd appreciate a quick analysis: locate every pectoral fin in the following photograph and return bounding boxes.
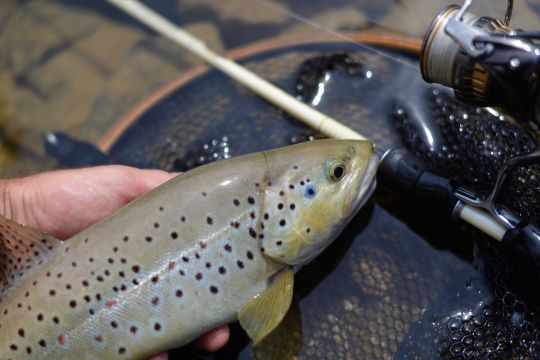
[238,267,294,345]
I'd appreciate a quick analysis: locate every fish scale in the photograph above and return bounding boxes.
[0,139,377,359]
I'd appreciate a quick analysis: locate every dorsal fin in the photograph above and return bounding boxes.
[0,216,62,296]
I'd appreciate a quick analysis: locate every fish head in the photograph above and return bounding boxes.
[261,139,378,266]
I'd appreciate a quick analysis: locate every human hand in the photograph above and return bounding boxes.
[0,165,229,358]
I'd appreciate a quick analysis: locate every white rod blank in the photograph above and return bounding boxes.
[105,0,509,242]
[106,0,366,141]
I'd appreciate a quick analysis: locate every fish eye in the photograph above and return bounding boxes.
[327,159,346,181]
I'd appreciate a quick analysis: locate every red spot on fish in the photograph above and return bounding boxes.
[95,335,103,342]
[199,241,207,249]
[168,261,176,271]
[106,300,116,308]
[57,335,65,345]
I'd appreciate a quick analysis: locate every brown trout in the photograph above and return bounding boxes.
[0,139,377,359]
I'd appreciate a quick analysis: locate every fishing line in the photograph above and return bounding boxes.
[252,0,420,71]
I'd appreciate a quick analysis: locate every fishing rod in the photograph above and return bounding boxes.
[104,0,539,264]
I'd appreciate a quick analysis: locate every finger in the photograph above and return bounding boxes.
[193,326,230,352]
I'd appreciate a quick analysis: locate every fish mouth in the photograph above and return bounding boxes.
[343,153,379,219]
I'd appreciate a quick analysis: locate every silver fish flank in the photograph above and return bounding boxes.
[0,139,378,359]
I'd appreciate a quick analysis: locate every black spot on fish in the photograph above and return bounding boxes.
[205,262,211,269]
[154,322,161,331]
[171,232,178,239]
[290,204,296,210]
[89,258,94,263]
[52,316,59,324]
[159,206,164,211]
[233,199,240,206]
[247,251,254,260]
[280,219,286,227]
[69,300,77,308]
[210,286,219,294]
[49,290,56,296]
[277,241,283,246]
[111,321,118,328]
[195,273,203,280]
[181,216,186,222]
[300,181,305,186]
[306,228,311,233]
[201,192,207,197]
[224,244,232,252]
[145,236,153,243]
[66,284,72,290]
[130,326,138,334]
[132,265,140,273]
[182,256,189,262]
[37,314,43,321]
[154,222,160,229]
[279,191,284,196]
[176,289,183,298]
[237,260,244,269]
[10,344,17,351]
[108,258,114,264]
[249,228,257,239]
[18,328,24,337]
[151,275,159,283]
[119,347,126,355]
[293,165,298,169]
[247,196,255,205]
[250,212,256,219]
[219,266,226,275]
[82,280,89,287]
[84,295,91,303]
[289,184,295,189]
[123,236,129,242]
[95,294,102,301]
[264,213,269,220]
[38,339,46,347]
[207,216,213,225]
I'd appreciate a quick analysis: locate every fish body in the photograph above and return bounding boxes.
[0,139,377,359]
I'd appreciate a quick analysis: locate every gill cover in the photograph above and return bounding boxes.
[260,140,377,266]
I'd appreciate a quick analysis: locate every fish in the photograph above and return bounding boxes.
[0,139,378,359]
